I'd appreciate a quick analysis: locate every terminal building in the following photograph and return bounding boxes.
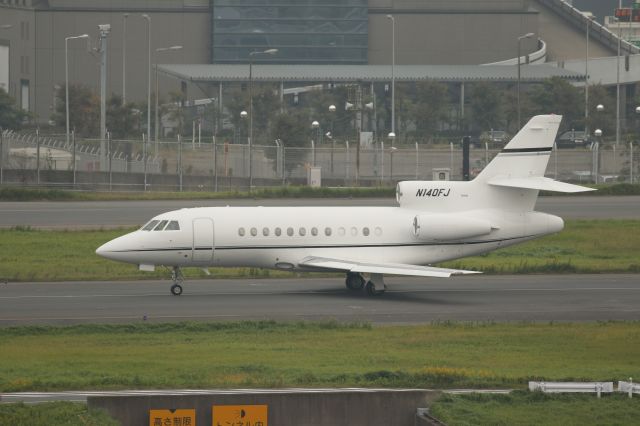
[0,0,638,126]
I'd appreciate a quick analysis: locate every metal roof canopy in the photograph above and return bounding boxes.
[158,64,584,83]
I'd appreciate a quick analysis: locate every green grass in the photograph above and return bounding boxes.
[431,391,640,426]
[0,186,395,201]
[0,220,638,282]
[2,183,640,201]
[0,402,118,426]
[1,321,640,392]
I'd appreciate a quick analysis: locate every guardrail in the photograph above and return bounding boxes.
[529,381,614,398]
[618,379,640,398]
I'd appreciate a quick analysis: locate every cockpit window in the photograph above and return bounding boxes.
[165,221,180,231]
[142,220,159,231]
[153,220,169,231]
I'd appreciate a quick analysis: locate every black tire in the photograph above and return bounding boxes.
[170,284,183,296]
[345,273,365,291]
[365,281,384,296]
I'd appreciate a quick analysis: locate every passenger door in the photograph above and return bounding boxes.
[192,218,214,263]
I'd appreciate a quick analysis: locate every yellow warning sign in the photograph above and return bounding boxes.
[149,408,196,426]
[212,405,267,426]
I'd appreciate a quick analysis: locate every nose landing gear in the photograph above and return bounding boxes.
[170,266,184,296]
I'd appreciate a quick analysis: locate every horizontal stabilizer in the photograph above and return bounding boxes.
[299,256,480,278]
[488,177,595,193]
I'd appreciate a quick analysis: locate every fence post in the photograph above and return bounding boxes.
[449,142,454,178]
[630,142,634,184]
[178,134,183,192]
[72,130,76,188]
[554,142,558,179]
[415,142,419,179]
[0,127,4,185]
[345,140,350,183]
[143,133,147,191]
[213,135,217,192]
[36,128,40,185]
[108,132,112,191]
[630,377,634,399]
[281,144,286,185]
[380,140,384,183]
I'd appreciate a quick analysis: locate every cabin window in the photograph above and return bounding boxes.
[311,227,318,236]
[287,227,294,236]
[338,227,346,236]
[165,221,180,231]
[275,227,282,236]
[350,227,357,236]
[154,220,169,231]
[363,227,370,236]
[375,227,382,236]
[299,227,306,236]
[263,227,269,236]
[142,220,159,231]
[250,227,258,236]
[325,227,332,236]
[238,227,246,237]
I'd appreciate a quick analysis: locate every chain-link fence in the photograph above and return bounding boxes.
[1,130,638,191]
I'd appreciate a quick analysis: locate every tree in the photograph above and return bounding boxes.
[270,109,311,175]
[468,82,503,133]
[0,89,28,130]
[52,84,99,137]
[411,81,450,142]
[106,95,138,139]
[528,77,583,131]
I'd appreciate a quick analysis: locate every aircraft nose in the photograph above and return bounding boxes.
[96,239,116,259]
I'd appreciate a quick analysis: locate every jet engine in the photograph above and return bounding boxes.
[412,214,492,241]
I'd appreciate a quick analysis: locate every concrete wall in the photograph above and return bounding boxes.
[88,389,439,426]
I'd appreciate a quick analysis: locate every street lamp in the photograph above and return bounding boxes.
[248,48,278,189]
[517,32,534,128]
[584,14,595,135]
[329,104,336,173]
[311,120,320,167]
[65,34,89,147]
[141,14,151,142]
[154,45,182,155]
[122,13,128,105]
[386,14,396,142]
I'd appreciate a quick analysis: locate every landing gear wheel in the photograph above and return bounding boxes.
[169,266,184,296]
[365,281,385,296]
[170,283,183,296]
[345,273,365,291]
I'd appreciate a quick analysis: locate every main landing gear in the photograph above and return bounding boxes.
[345,272,386,296]
[170,266,184,296]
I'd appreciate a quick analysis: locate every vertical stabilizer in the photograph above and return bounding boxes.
[475,115,562,182]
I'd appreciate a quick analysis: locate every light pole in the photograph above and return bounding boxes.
[329,104,336,174]
[154,45,182,155]
[584,14,595,134]
[142,14,151,147]
[122,13,128,105]
[517,32,534,128]
[311,120,320,167]
[65,34,89,147]
[248,48,278,189]
[386,14,396,142]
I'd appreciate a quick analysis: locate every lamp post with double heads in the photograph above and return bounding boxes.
[122,13,128,105]
[517,32,534,129]
[65,34,89,147]
[248,48,278,189]
[329,104,336,174]
[386,14,396,143]
[154,45,182,155]
[141,14,151,144]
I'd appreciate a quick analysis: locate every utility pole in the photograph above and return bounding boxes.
[98,24,111,171]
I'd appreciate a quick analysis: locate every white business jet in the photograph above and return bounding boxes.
[96,115,593,296]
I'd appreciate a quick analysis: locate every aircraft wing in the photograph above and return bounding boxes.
[298,256,480,278]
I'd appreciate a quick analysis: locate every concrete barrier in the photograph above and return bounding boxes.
[87,388,441,426]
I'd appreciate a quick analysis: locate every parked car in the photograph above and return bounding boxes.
[470,130,510,147]
[555,130,592,149]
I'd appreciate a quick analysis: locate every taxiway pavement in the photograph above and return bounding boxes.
[0,196,638,229]
[1,274,638,325]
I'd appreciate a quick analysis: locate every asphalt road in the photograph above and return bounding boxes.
[0,196,638,229]
[1,274,638,325]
